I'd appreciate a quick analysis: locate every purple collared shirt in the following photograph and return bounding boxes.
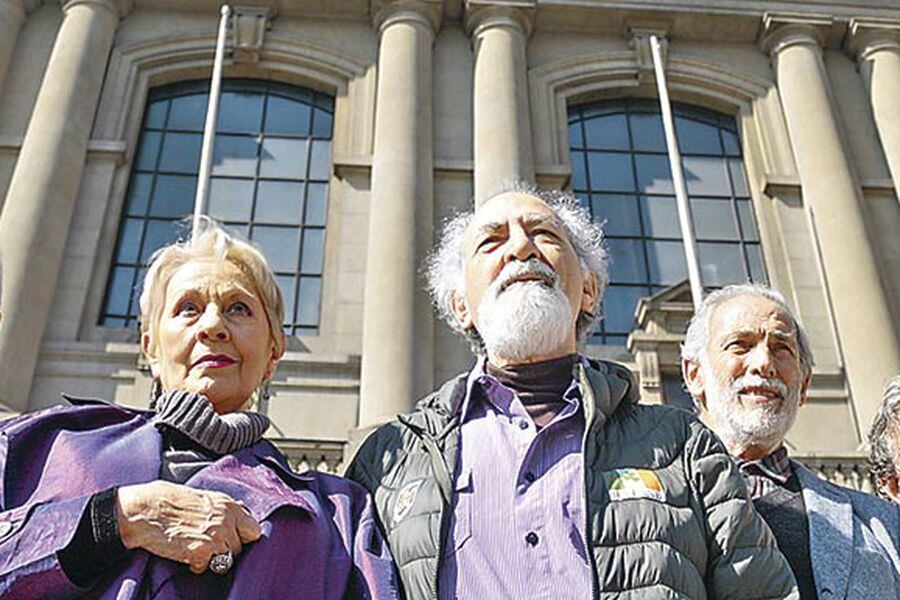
[438,358,593,599]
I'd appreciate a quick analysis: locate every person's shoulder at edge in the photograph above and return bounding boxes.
[794,459,900,524]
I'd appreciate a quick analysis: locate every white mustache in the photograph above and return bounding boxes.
[730,374,788,399]
[491,259,558,297]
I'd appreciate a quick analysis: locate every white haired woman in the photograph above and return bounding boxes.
[0,223,398,599]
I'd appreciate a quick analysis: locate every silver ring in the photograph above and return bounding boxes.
[208,550,234,575]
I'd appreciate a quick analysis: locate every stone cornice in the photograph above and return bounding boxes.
[759,12,833,57]
[845,17,900,61]
[464,0,536,40]
[60,0,132,18]
[371,0,442,37]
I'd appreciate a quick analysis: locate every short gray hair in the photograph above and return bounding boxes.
[868,376,900,495]
[139,218,285,359]
[425,181,608,351]
[681,283,814,373]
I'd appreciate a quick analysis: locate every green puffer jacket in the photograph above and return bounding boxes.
[346,358,798,599]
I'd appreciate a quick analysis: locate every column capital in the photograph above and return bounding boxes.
[464,0,535,41]
[372,0,441,38]
[845,17,900,62]
[759,12,832,58]
[60,0,131,19]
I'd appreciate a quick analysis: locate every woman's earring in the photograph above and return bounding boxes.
[259,380,272,403]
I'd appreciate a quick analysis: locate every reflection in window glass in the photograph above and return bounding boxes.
[690,198,739,240]
[208,178,255,222]
[591,194,641,236]
[151,175,196,218]
[607,239,647,284]
[583,114,629,150]
[646,240,688,286]
[635,154,674,194]
[168,94,208,131]
[216,91,264,133]
[698,242,745,287]
[587,152,634,192]
[255,181,304,225]
[252,226,301,272]
[101,79,334,335]
[158,133,202,174]
[259,138,308,179]
[126,174,153,216]
[682,156,731,196]
[640,195,680,238]
[213,135,259,178]
[569,99,765,344]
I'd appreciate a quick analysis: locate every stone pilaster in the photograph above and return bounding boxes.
[466,1,535,204]
[760,13,900,436]
[0,0,27,95]
[0,0,129,411]
[846,18,900,202]
[357,1,439,426]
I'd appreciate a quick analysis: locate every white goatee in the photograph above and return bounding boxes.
[475,259,574,362]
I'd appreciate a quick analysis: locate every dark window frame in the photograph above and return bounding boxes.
[568,98,767,345]
[100,79,333,337]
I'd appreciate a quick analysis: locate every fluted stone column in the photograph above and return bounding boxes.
[0,0,128,411]
[358,1,438,426]
[0,0,26,95]
[466,2,534,204]
[761,14,900,434]
[847,18,900,201]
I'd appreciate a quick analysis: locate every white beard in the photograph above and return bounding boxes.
[475,259,574,362]
[703,368,801,455]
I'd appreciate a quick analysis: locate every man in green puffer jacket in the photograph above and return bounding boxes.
[347,183,797,599]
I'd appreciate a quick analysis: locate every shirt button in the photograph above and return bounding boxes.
[518,419,529,430]
[525,532,539,546]
[524,472,536,483]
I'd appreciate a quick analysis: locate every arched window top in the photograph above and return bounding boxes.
[568,98,765,345]
[102,79,333,337]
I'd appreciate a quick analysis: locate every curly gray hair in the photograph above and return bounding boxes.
[868,376,900,496]
[681,283,814,373]
[424,181,608,352]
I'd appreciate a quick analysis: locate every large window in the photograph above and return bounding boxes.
[568,99,766,344]
[101,79,333,336]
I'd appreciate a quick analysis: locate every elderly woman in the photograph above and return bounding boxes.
[0,223,397,598]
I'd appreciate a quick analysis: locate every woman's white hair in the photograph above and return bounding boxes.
[139,217,285,359]
[681,283,814,373]
[424,181,608,351]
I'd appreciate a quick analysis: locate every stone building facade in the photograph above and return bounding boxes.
[0,0,898,488]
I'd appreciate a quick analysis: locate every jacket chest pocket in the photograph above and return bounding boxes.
[443,468,473,557]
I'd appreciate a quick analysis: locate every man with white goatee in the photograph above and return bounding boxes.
[347,183,796,599]
[681,284,900,599]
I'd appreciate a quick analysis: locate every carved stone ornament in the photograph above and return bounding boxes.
[230,5,275,63]
[628,24,669,84]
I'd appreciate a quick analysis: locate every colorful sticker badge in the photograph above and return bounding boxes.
[603,468,665,501]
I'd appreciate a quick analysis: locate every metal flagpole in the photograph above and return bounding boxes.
[649,34,704,311]
[192,4,232,240]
